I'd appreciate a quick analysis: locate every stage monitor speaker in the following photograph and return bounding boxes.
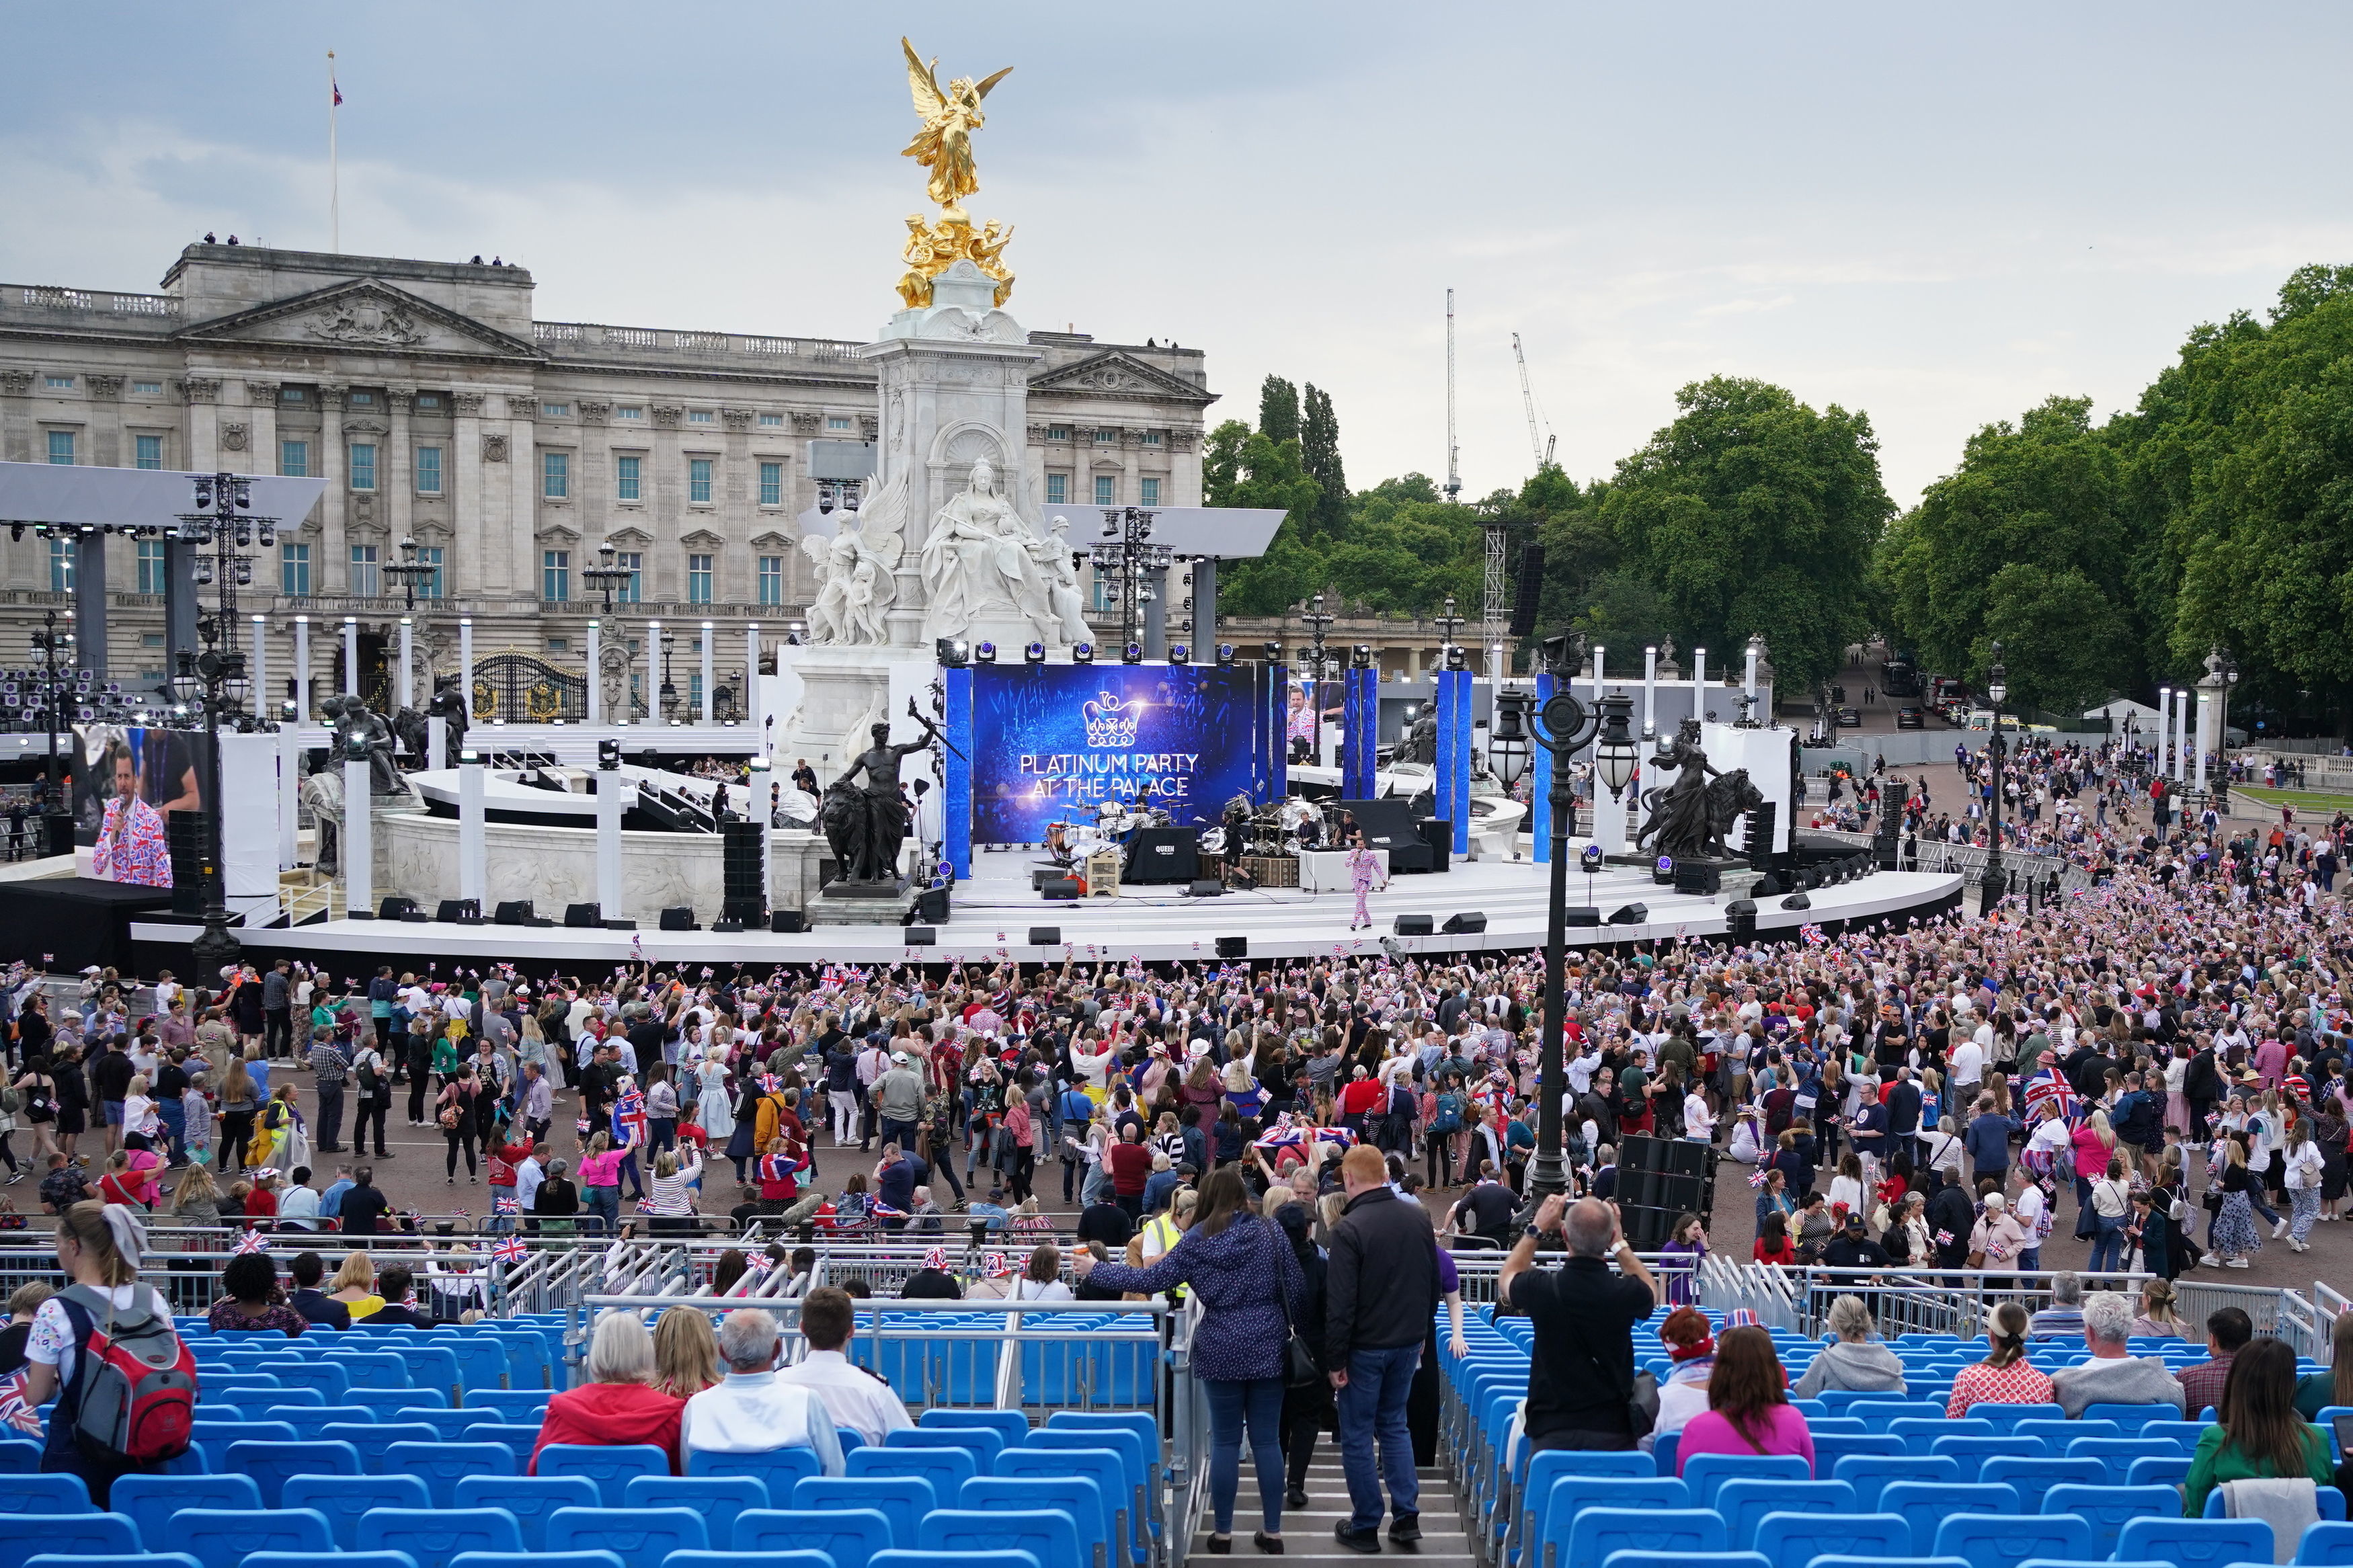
[1745,799,1778,871]
[771,909,807,933]
[493,899,534,926]
[905,926,937,946]
[437,898,482,923]
[1216,935,1247,958]
[603,917,637,930]
[1607,901,1648,925]
[913,886,950,923]
[524,916,555,927]
[659,906,698,931]
[1441,911,1486,934]
[1415,818,1453,874]
[564,902,601,928]
[1508,542,1546,638]
[1673,862,1720,897]
[1028,925,1061,946]
[712,919,744,933]
[379,896,420,921]
[1782,891,1812,911]
[398,910,429,923]
[1121,827,1198,884]
[165,810,208,917]
[1041,878,1081,901]
[1724,898,1757,919]
[1565,906,1601,927]
[1186,878,1223,897]
[1393,913,1435,936]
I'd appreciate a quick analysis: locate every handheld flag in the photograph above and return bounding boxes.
[492,1235,528,1265]
[0,1371,40,1435]
[232,1230,271,1255]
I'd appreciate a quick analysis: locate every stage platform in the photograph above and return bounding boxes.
[124,846,1964,972]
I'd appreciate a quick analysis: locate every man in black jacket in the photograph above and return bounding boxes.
[1499,1194,1658,1453]
[1324,1144,1441,1551]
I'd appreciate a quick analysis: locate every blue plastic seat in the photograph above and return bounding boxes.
[456,1476,600,1551]
[623,1478,767,1545]
[793,1477,936,1551]
[2065,1437,2186,1486]
[535,1443,669,1505]
[1890,1417,1991,1454]
[1979,1456,2104,1514]
[108,1476,260,1545]
[2115,1518,2274,1567]
[0,1518,139,1568]
[256,1358,348,1401]
[996,1448,1132,1566]
[1755,1510,1907,1568]
[461,1423,544,1466]
[262,1402,382,1442]
[322,1420,442,1469]
[887,1426,1006,1467]
[320,1349,415,1390]
[21,1555,202,1568]
[1599,1553,1767,1568]
[1680,1453,1809,1506]
[1968,1403,2065,1435]
[169,1505,333,1568]
[923,1411,1031,1444]
[546,1506,708,1568]
[1931,1435,2048,1462]
[444,1336,510,1396]
[0,1440,41,1474]
[1851,1401,1944,1432]
[684,1448,823,1495]
[1933,1512,2093,1568]
[391,1440,520,1505]
[869,1549,1037,1568]
[459,1389,551,1421]
[2204,1487,2346,1522]
[847,1444,978,1499]
[2126,1452,2195,1487]
[1538,1477,1691,1568]
[664,1554,834,1568]
[1024,1428,1153,1559]
[282,1475,432,1549]
[2137,1420,2210,1455]
[737,1508,893,1568]
[389,1346,464,1404]
[2080,1403,2181,1432]
[1880,1483,2021,1557]
[447,1555,620,1568]
[364,1507,526,1568]
[186,1419,294,1475]
[1833,1454,1959,1510]
[2299,1522,2353,1565]
[392,1408,486,1441]
[1810,1431,1905,1471]
[962,1477,1111,1568]
[1716,1481,1853,1551]
[2042,1483,2176,1553]
[1805,1557,1970,1568]
[920,1508,1087,1568]
[2020,1419,2120,1448]
[1562,1507,1728,1568]
[0,1475,89,1514]
[243,1554,415,1568]
[225,1438,360,1506]
[346,1388,448,1417]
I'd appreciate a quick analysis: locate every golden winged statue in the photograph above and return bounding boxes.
[900,37,1012,212]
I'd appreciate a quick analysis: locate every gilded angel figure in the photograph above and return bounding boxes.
[900,37,1012,210]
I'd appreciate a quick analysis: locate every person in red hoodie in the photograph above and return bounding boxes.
[532,1309,685,1473]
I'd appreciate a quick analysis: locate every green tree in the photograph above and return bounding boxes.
[1208,427,1324,616]
[1606,376,1892,694]
[1258,376,1300,446]
[1876,395,2135,704]
[2112,263,2353,724]
[1202,418,1250,503]
[1300,384,1349,540]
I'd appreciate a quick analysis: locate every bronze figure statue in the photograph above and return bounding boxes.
[822,698,942,886]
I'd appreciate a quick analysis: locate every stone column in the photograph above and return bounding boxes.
[586,619,603,724]
[243,382,279,483]
[85,374,124,468]
[317,386,348,591]
[385,387,413,554]
[723,407,753,600]
[249,616,268,716]
[699,620,715,724]
[0,369,31,464]
[180,376,223,472]
[451,392,485,601]
[293,616,312,718]
[397,617,415,710]
[505,393,536,599]
[651,405,684,600]
[578,400,612,551]
[342,616,359,697]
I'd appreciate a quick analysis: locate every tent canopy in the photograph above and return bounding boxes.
[0,460,326,529]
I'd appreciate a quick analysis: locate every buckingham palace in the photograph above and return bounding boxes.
[0,241,1215,713]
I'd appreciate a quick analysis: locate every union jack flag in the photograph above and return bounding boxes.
[492,1196,519,1214]
[869,1201,910,1221]
[1747,1166,1772,1188]
[982,1252,1009,1278]
[922,1247,947,1270]
[0,1370,39,1435]
[613,1089,647,1143]
[2024,1070,2080,1122]
[232,1229,271,1255]
[491,1235,528,1265]
[758,1075,781,1094]
[1800,924,1826,948]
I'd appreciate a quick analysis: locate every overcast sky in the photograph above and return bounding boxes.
[6,3,2350,508]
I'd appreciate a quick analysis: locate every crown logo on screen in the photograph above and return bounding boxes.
[1082,691,1141,747]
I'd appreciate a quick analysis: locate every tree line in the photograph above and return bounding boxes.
[1210,263,2353,723]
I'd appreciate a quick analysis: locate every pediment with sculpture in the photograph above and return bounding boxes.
[175,279,542,361]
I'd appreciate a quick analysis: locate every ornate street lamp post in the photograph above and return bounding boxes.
[1981,643,2008,915]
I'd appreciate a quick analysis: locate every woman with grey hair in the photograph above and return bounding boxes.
[1792,1294,1909,1397]
[529,1308,684,1472]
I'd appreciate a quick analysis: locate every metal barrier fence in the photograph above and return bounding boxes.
[1697,1260,2153,1337]
[573,1292,1192,1568]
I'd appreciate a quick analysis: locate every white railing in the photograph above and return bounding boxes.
[5,284,182,317]
[533,321,865,362]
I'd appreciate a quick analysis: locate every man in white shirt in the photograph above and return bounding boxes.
[682,1307,846,1475]
[278,1166,323,1230]
[776,1285,914,1446]
[1949,1036,1985,1100]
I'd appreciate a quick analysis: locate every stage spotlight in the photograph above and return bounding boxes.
[1351,644,1373,669]
[975,641,997,664]
[1024,642,1046,665]
[1074,642,1094,664]
[1169,643,1190,664]
[1445,644,1468,671]
[935,637,970,668]
[1262,641,1283,663]
[1215,644,1236,666]
[1122,643,1143,664]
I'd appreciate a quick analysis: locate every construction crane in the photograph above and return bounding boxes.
[1513,333,1555,469]
[1444,289,1462,506]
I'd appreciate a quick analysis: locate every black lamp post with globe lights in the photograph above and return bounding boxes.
[1979,642,2009,915]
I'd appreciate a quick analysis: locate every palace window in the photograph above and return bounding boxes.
[134,435,163,470]
[280,543,311,597]
[136,540,167,594]
[616,406,643,421]
[349,442,377,491]
[415,446,444,495]
[1045,474,1068,505]
[280,387,306,403]
[1143,431,1163,445]
[132,380,163,395]
[1094,474,1115,506]
[49,540,73,591]
[542,450,569,499]
[351,391,375,405]
[616,455,642,501]
[688,409,715,425]
[758,413,783,427]
[350,544,379,597]
[46,431,73,464]
[614,550,642,603]
[541,402,570,417]
[1140,477,1161,507]
[759,461,785,506]
[687,553,713,604]
[279,440,309,478]
[689,458,713,504]
[758,555,785,606]
[416,545,444,600]
[543,550,571,602]
[1095,427,1117,444]
[826,416,851,431]
[416,393,442,410]
[1047,425,1070,442]
[44,375,73,390]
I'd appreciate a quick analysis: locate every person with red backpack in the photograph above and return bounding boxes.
[19,1200,196,1503]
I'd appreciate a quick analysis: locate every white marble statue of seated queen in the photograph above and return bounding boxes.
[919,459,1062,648]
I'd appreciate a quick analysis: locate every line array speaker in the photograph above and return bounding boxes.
[719,819,765,926]
[1745,800,1778,871]
[165,810,208,917]
[1508,542,1546,638]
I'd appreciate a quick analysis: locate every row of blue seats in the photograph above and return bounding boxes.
[190,1337,553,1395]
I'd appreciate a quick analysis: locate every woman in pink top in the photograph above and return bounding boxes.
[1675,1325,1816,1475]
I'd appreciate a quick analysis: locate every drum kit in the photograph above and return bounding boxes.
[1045,796,1173,867]
[1196,792,1328,860]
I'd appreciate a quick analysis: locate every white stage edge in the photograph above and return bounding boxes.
[132,850,1962,967]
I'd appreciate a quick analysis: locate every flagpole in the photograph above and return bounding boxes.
[327,49,340,253]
